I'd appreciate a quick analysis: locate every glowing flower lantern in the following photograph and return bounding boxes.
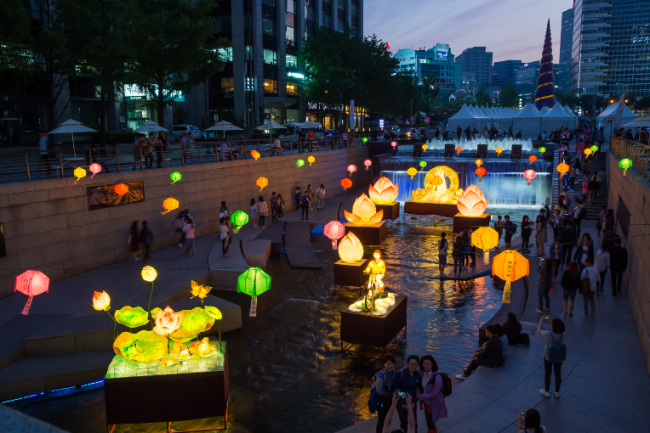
[14,270,49,315]
[296,159,305,167]
[457,184,488,217]
[475,166,487,182]
[495,147,503,157]
[619,158,632,176]
[141,265,157,314]
[114,183,129,196]
[492,250,529,303]
[170,171,182,184]
[539,146,546,155]
[528,155,537,165]
[364,159,372,170]
[456,146,462,156]
[324,220,345,249]
[524,169,536,185]
[407,167,418,179]
[422,144,428,151]
[237,267,271,317]
[256,176,268,191]
[250,150,261,161]
[308,156,315,166]
[153,306,183,336]
[338,232,364,263]
[190,280,213,306]
[475,159,483,168]
[369,177,399,205]
[584,148,593,157]
[344,193,384,224]
[347,164,357,176]
[590,144,599,153]
[471,227,500,264]
[189,337,218,357]
[341,178,352,190]
[412,188,426,200]
[556,163,569,178]
[74,167,86,183]
[231,210,249,226]
[419,160,427,171]
[89,163,101,178]
[362,137,368,143]
[391,141,397,149]
[161,197,179,215]
[93,291,111,311]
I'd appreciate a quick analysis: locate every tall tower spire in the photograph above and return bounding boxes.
[534,19,556,110]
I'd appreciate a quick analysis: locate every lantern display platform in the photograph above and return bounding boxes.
[404,202,458,218]
[375,203,400,220]
[453,213,492,233]
[344,221,387,245]
[104,342,229,431]
[341,295,407,355]
[334,259,371,287]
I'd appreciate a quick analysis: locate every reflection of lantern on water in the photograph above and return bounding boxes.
[472,227,499,264]
[364,159,372,170]
[407,167,417,179]
[475,166,487,182]
[422,144,428,151]
[347,164,357,176]
[338,232,364,263]
[619,158,632,176]
[250,150,261,160]
[308,156,315,166]
[456,146,462,155]
[324,221,345,249]
[296,159,305,167]
[492,250,529,303]
[457,185,488,216]
[524,169,536,185]
[369,177,398,204]
[14,270,49,315]
[344,193,383,224]
[528,155,537,165]
[74,167,86,183]
[539,146,546,155]
[556,163,569,178]
[496,148,503,157]
[341,178,352,190]
[89,163,101,178]
[475,159,483,168]
[256,176,268,191]
[170,171,182,184]
[419,160,427,171]
[114,183,129,195]
[161,198,179,215]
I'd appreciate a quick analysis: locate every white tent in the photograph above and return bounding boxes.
[598,102,638,139]
[448,104,480,131]
[542,103,572,132]
[513,103,542,139]
[563,105,578,129]
[540,106,550,115]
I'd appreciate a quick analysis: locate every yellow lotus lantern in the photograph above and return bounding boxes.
[407,167,418,179]
[471,227,499,264]
[161,198,179,215]
[369,177,399,205]
[344,193,384,224]
[412,188,426,200]
[338,232,364,263]
[457,184,488,216]
[422,144,428,151]
[308,155,315,166]
[74,167,86,183]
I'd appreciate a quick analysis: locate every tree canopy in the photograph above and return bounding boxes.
[499,81,518,108]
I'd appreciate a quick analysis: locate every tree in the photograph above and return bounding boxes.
[555,89,577,108]
[475,87,490,106]
[419,75,441,113]
[0,0,35,94]
[499,81,518,108]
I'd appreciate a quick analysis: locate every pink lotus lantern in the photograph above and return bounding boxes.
[524,169,536,185]
[457,185,488,217]
[347,164,357,176]
[324,221,345,249]
[14,270,49,315]
[391,141,397,149]
[364,159,372,170]
[89,163,101,178]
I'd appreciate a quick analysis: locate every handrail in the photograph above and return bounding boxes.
[610,136,650,181]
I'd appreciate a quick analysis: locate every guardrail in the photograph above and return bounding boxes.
[610,136,650,180]
[0,135,370,185]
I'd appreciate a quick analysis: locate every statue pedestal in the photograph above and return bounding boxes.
[453,213,492,233]
[344,221,387,245]
[404,202,458,217]
[334,259,370,287]
[375,203,400,220]
[340,295,407,353]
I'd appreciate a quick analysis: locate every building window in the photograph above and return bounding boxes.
[246,77,255,92]
[264,49,277,65]
[263,18,275,36]
[221,78,234,93]
[286,54,298,69]
[286,26,295,43]
[217,47,233,62]
[264,79,278,95]
[286,82,298,96]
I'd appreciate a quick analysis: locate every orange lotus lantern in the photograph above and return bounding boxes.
[475,166,487,182]
[250,150,261,160]
[345,193,383,224]
[456,146,462,155]
[496,148,503,157]
[584,148,593,157]
[347,164,357,176]
[457,184,488,217]
[161,197,179,215]
[556,163,569,178]
[89,163,101,178]
[430,176,443,191]
[338,232,364,263]
[308,156,315,166]
[475,159,483,168]
[528,155,537,165]
[14,270,49,315]
[256,176,268,191]
[471,227,499,264]
[411,188,426,200]
[524,169,536,185]
[324,221,345,249]
[341,178,352,190]
[364,159,372,170]
[369,177,399,205]
[114,183,129,196]
[407,167,417,179]
[492,250,529,303]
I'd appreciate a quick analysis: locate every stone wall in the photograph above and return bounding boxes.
[607,151,650,373]
[0,147,370,298]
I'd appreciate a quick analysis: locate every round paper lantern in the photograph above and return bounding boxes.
[391,141,397,148]
[584,148,593,157]
[141,266,157,282]
[324,221,345,249]
[475,159,483,168]
[341,178,352,189]
[456,146,462,155]
[308,156,315,166]
[422,144,428,151]
[495,147,503,157]
[296,159,305,167]
[475,166,487,182]
[256,176,268,191]
[347,164,357,176]
[556,163,569,178]
[231,210,249,226]
[92,291,111,311]
[492,250,529,303]
[364,159,372,170]
[74,167,86,182]
[430,176,443,191]
[619,158,632,176]
[590,145,599,152]
[170,171,182,184]
[114,183,129,195]
[524,169,536,185]
[250,150,261,161]
[89,163,101,178]
[419,160,427,170]
[369,177,398,204]
[539,146,546,155]
[457,185,488,216]
[407,167,418,179]
[338,232,364,263]
[161,197,179,215]
[362,137,368,143]
[237,267,271,317]
[528,155,537,165]
[14,270,50,315]
[471,227,499,264]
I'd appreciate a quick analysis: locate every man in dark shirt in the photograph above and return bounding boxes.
[608,238,628,296]
[456,325,504,379]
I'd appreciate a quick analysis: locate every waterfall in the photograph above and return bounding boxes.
[421,137,533,151]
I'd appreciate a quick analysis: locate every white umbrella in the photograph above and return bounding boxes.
[135,121,169,133]
[256,121,286,144]
[622,117,650,128]
[49,119,97,158]
[206,120,243,139]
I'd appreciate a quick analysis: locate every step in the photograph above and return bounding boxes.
[254,222,284,253]
[0,405,66,432]
[242,239,271,267]
[208,239,248,291]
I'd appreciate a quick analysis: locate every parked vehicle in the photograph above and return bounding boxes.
[172,124,205,141]
[279,122,324,147]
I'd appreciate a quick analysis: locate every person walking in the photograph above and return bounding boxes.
[306,184,314,210]
[270,192,279,222]
[503,215,515,249]
[418,355,448,433]
[561,261,580,316]
[315,184,326,210]
[573,237,594,272]
[535,210,548,257]
[393,355,422,433]
[277,194,285,220]
[587,175,599,205]
[129,220,140,261]
[294,186,301,210]
[173,210,187,248]
[300,190,311,220]
[536,259,553,314]
[520,215,533,253]
[494,215,504,248]
[573,199,585,236]
[140,221,153,263]
[132,134,145,170]
[38,131,53,176]
[580,257,600,316]
[595,244,610,293]
[144,132,156,169]
[452,235,463,278]
[249,198,258,227]
[438,232,448,278]
[219,217,231,257]
[182,215,196,256]
[374,355,397,433]
[538,317,566,398]
[256,196,269,228]
[156,131,168,168]
[219,201,231,220]
[608,238,628,297]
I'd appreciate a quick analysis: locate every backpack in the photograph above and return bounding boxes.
[580,271,591,294]
[368,370,390,414]
[432,372,453,397]
[519,332,530,345]
[546,333,567,362]
[579,207,587,219]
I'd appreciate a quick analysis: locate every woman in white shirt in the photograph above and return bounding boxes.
[595,245,610,290]
[256,196,269,228]
[182,215,196,256]
[315,184,326,210]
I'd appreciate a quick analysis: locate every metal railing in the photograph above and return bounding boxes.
[0,135,369,185]
[610,136,650,181]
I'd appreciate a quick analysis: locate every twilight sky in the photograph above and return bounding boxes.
[364,0,573,63]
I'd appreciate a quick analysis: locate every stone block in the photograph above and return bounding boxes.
[18,243,69,268]
[7,190,50,206]
[1,182,35,194]
[56,196,87,214]
[66,208,108,226]
[68,238,95,257]
[1,201,59,222]
[37,229,69,247]
[23,214,68,235]
[243,239,271,267]
[47,186,86,200]
[0,377,45,402]
[24,334,76,356]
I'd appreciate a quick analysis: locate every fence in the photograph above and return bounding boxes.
[610,136,650,181]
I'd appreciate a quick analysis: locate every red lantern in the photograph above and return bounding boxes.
[324,221,345,249]
[340,178,353,190]
[114,183,129,195]
[475,166,487,182]
[524,169,536,185]
[391,141,397,148]
[14,270,49,315]
[89,163,101,178]
[528,155,537,165]
[456,146,462,155]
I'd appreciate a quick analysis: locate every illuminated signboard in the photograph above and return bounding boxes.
[288,72,305,80]
[436,51,448,59]
[379,119,385,128]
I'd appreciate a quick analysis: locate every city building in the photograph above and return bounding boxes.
[492,60,523,87]
[515,61,540,106]
[455,47,493,88]
[571,0,650,98]
[394,44,461,99]
[559,7,574,66]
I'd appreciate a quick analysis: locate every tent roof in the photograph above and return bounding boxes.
[544,103,571,118]
[563,105,576,117]
[514,103,542,118]
[449,104,477,120]
[597,101,637,119]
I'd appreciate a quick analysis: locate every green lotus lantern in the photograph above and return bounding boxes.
[230,210,249,227]
[619,158,633,176]
[419,160,427,171]
[539,146,546,154]
[590,145,599,153]
[170,171,182,184]
[296,159,305,167]
[237,267,271,317]
[362,137,368,143]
